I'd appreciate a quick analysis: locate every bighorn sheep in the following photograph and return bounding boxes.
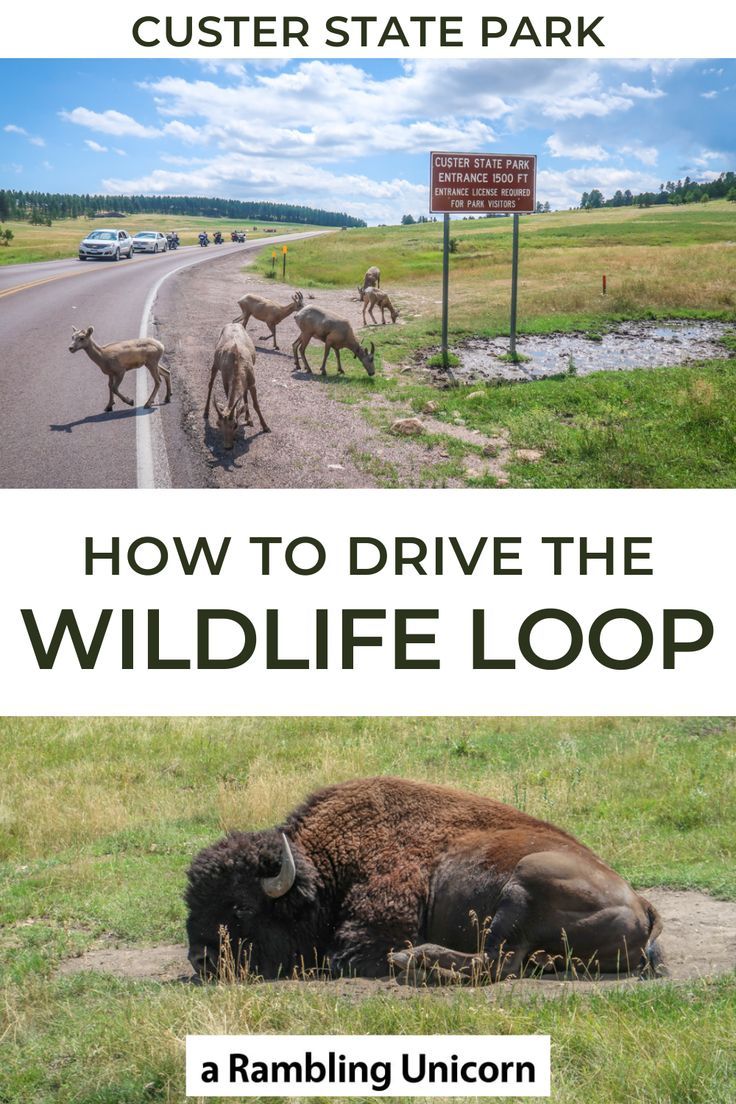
[204,323,270,450]
[68,326,171,412]
[292,306,375,377]
[363,265,381,289]
[234,290,304,350]
[358,286,399,325]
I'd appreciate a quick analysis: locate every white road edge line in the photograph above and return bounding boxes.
[135,233,326,488]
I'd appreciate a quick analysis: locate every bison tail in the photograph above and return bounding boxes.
[638,899,668,978]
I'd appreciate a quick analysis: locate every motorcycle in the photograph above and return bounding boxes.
[213,231,224,245]
[166,233,179,251]
[230,231,239,242]
[198,232,209,247]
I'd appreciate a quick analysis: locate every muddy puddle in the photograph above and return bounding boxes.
[448,321,734,384]
[56,888,736,996]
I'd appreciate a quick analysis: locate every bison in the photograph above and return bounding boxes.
[185,776,664,984]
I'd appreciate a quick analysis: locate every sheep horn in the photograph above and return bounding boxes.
[261,833,296,899]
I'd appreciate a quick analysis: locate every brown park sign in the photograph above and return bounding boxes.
[430,151,537,214]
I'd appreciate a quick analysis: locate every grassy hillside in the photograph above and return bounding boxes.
[0,215,323,266]
[261,201,736,488]
[1,717,735,1103]
[263,201,736,332]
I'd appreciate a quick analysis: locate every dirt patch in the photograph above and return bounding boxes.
[57,888,736,993]
[448,321,734,384]
[59,943,190,983]
[155,252,460,488]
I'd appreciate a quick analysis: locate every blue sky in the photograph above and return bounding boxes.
[1,58,734,223]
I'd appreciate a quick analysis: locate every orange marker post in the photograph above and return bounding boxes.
[282,244,288,279]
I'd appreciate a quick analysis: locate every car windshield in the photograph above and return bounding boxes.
[135,232,156,239]
[87,231,116,241]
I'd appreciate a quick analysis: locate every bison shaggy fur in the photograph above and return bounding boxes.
[185,776,664,983]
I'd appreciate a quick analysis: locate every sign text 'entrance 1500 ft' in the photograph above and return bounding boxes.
[430,153,537,214]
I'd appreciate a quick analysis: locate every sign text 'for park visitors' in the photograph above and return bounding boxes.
[430,152,537,214]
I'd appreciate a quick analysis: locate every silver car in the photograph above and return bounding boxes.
[132,231,168,254]
[78,228,133,261]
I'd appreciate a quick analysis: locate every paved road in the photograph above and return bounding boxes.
[0,232,327,487]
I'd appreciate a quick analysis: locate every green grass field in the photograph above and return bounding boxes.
[1,717,735,1103]
[263,202,736,487]
[0,215,322,266]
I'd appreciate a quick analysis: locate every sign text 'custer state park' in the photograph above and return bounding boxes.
[430,153,537,213]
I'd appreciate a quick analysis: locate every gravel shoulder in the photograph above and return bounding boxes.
[155,250,455,488]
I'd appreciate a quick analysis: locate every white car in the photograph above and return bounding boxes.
[78,228,133,261]
[132,231,168,254]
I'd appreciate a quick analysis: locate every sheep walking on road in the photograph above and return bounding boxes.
[68,325,171,412]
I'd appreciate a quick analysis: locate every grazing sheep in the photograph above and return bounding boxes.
[358,286,399,325]
[204,323,269,449]
[292,305,375,377]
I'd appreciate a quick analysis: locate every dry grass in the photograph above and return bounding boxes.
[0,215,323,266]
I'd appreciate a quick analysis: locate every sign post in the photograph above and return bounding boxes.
[430,151,537,366]
[441,214,450,369]
[509,213,520,359]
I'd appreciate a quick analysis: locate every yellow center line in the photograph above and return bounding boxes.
[0,265,94,301]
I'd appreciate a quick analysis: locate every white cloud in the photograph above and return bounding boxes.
[538,166,660,209]
[543,93,634,120]
[84,139,108,153]
[618,143,658,166]
[701,90,718,99]
[113,148,127,156]
[5,123,45,146]
[619,83,666,99]
[162,120,204,144]
[59,107,160,139]
[546,133,608,161]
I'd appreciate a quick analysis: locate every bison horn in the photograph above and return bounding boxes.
[261,833,296,899]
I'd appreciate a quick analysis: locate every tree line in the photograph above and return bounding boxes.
[580,171,736,210]
[0,189,367,227]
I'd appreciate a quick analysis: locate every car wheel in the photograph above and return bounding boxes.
[154,244,158,253]
[79,256,86,261]
[113,248,120,262]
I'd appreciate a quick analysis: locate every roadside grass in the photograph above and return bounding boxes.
[0,216,324,266]
[252,202,736,487]
[1,716,735,1103]
[292,354,736,487]
[258,202,736,324]
[408,358,736,488]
